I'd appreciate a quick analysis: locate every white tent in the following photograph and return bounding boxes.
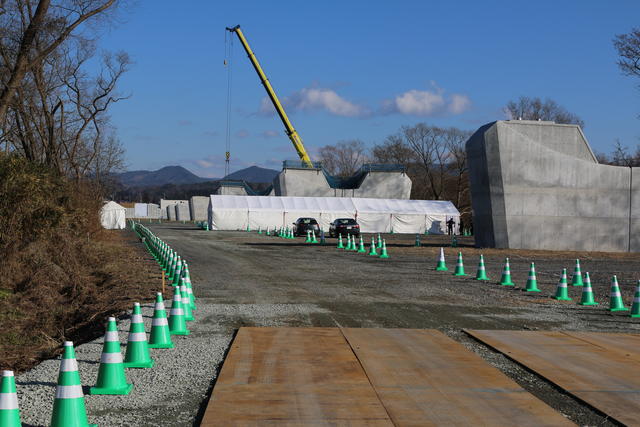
[208,195,459,234]
[100,201,126,230]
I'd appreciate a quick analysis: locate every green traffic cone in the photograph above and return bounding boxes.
[357,236,366,253]
[609,275,628,312]
[0,371,21,427]
[377,233,382,249]
[368,237,378,256]
[475,254,489,281]
[305,230,311,243]
[571,259,583,286]
[266,227,270,236]
[148,293,174,349]
[379,239,389,259]
[578,272,599,306]
[525,262,541,292]
[435,247,448,271]
[311,230,318,244]
[180,281,194,321]
[51,342,97,427]
[246,225,250,232]
[631,281,640,318]
[350,235,359,252]
[123,303,154,368]
[345,234,352,251]
[258,226,262,234]
[172,257,183,286]
[451,235,458,248]
[453,252,467,276]
[91,317,133,394]
[499,258,515,286]
[168,287,190,335]
[337,233,344,249]
[183,264,196,309]
[554,268,572,301]
[415,234,421,247]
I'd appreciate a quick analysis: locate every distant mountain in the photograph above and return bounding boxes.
[117,166,212,187]
[223,165,279,184]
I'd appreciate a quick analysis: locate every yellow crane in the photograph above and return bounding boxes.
[226,25,313,167]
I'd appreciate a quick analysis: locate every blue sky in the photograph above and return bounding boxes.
[100,0,640,177]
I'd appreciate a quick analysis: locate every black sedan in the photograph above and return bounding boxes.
[293,217,320,237]
[329,218,360,237]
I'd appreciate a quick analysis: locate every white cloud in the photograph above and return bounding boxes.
[384,85,471,116]
[448,94,472,114]
[235,129,250,138]
[258,86,369,117]
[261,130,279,138]
[195,159,214,168]
[393,89,446,115]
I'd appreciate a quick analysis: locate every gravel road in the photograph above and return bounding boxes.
[14,223,640,426]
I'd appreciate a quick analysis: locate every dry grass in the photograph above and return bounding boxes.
[0,155,160,372]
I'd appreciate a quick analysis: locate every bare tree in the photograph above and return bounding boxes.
[401,123,451,200]
[614,27,640,80]
[0,0,118,128]
[2,11,130,180]
[504,96,584,128]
[371,134,416,166]
[319,139,368,176]
[443,128,472,211]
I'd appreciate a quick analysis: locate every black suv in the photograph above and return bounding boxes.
[293,217,320,236]
[329,218,360,237]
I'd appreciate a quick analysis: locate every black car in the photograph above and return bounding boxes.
[293,217,320,236]
[329,218,360,237]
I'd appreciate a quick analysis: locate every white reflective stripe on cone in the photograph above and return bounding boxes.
[155,302,165,311]
[610,291,622,297]
[528,275,535,280]
[131,314,143,323]
[55,384,84,399]
[128,332,147,342]
[152,317,168,326]
[100,352,123,364]
[60,358,78,372]
[105,331,119,342]
[0,392,18,409]
[634,297,640,302]
[170,309,184,316]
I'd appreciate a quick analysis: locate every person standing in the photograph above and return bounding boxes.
[446,217,455,235]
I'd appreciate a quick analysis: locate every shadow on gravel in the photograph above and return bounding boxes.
[244,242,315,247]
[17,380,56,387]
[76,359,100,365]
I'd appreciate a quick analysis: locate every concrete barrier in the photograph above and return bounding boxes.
[466,120,638,252]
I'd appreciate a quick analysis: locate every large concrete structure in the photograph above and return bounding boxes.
[189,196,209,221]
[467,120,638,252]
[272,163,412,199]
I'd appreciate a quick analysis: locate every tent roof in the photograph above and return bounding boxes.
[209,195,458,215]
[102,201,125,211]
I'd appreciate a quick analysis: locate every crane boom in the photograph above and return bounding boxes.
[226,25,313,167]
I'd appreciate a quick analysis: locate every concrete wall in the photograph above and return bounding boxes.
[355,171,412,199]
[161,199,188,220]
[189,196,209,221]
[175,203,191,221]
[216,185,248,196]
[274,168,334,197]
[467,120,638,252]
[274,168,412,199]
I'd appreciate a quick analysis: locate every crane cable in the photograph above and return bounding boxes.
[224,30,234,177]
